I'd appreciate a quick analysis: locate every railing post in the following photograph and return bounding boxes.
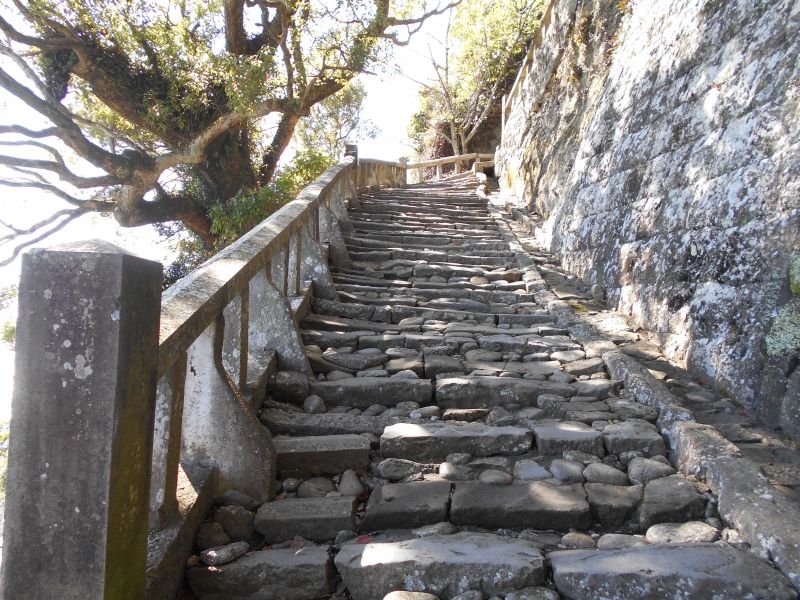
[2,240,161,600]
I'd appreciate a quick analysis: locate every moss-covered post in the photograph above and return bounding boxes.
[1,240,162,600]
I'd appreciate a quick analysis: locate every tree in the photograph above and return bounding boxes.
[0,0,457,261]
[408,0,543,157]
[295,80,378,157]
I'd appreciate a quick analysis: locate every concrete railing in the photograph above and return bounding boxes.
[1,151,406,599]
[407,152,495,182]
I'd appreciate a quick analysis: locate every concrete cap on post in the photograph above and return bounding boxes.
[344,143,358,162]
[1,240,162,600]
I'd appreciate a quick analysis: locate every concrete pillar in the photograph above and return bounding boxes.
[181,316,276,502]
[248,268,311,375]
[300,218,337,300]
[2,240,161,600]
[319,202,352,268]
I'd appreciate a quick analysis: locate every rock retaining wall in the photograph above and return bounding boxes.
[497,0,800,437]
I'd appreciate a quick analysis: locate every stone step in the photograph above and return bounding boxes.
[380,422,532,461]
[450,481,592,531]
[435,376,573,409]
[254,496,357,544]
[549,544,796,600]
[273,434,371,477]
[260,408,392,437]
[309,377,433,408]
[335,532,545,600]
[187,545,333,599]
[360,480,452,532]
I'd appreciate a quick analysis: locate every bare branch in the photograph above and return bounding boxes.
[0,154,122,188]
[0,209,87,267]
[0,125,59,138]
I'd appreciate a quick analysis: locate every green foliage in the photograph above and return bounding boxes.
[410,0,544,157]
[0,420,7,499]
[0,321,15,346]
[209,148,334,247]
[153,147,337,285]
[295,81,378,157]
[0,285,17,311]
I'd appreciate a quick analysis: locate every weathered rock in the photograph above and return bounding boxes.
[296,476,336,498]
[626,457,676,485]
[504,588,560,600]
[549,544,796,600]
[199,541,250,566]
[377,458,426,481]
[513,459,551,480]
[196,522,231,551]
[261,408,386,436]
[383,592,440,600]
[216,490,260,511]
[583,463,628,486]
[439,462,473,481]
[584,483,642,528]
[303,394,326,414]
[559,532,596,550]
[310,378,433,408]
[213,505,254,542]
[477,468,514,485]
[636,475,705,529]
[360,481,452,532]
[274,434,370,477]
[533,422,605,456]
[563,358,605,376]
[442,408,490,422]
[381,422,532,461]
[450,482,592,530]
[436,376,572,409]
[595,533,648,550]
[645,521,720,544]
[272,370,310,403]
[602,419,666,457]
[254,497,357,544]
[325,351,387,371]
[548,459,585,483]
[338,470,367,498]
[187,545,333,599]
[335,533,545,599]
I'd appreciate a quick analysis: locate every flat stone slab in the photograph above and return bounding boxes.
[380,422,532,461]
[188,546,333,599]
[310,378,433,408]
[360,481,452,532]
[636,475,705,529]
[335,532,545,600]
[549,544,796,600]
[261,408,388,436]
[533,422,605,456]
[450,482,592,531]
[585,483,642,528]
[602,419,666,457]
[254,497,356,544]
[274,434,371,476]
[436,376,573,409]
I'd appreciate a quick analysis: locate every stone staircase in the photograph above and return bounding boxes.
[185,176,796,600]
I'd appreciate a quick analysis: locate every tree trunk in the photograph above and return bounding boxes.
[259,112,300,185]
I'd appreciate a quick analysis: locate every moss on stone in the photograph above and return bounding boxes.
[766,298,800,356]
[790,255,800,295]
